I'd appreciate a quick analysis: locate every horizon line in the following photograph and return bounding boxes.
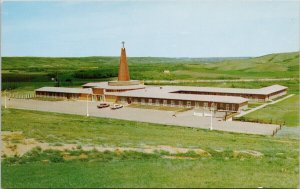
[2,51,299,59]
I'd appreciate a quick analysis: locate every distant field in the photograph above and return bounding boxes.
[240,95,299,127]
[2,52,299,91]
[1,108,299,188]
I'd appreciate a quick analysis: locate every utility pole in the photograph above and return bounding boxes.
[86,94,89,117]
[210,108,213,130]
[4,90,7,109]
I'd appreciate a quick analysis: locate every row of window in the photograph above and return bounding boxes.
[120,97,237,110]
[106,89,129,92]
[36,92,80,99]
[174,91,270,100]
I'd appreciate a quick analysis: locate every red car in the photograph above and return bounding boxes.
[97,103,110,109]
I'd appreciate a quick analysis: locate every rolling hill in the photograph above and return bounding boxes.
[1,51,299,91]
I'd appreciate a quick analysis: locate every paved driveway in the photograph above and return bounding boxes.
[3,98,280,136]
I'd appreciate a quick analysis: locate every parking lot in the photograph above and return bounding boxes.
[4,98,280,135]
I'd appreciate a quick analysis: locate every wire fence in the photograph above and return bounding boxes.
[233,117,285,126]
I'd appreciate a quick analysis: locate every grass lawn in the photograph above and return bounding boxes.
[242,95,299,127]
[248,102,265,109]
[127,104,191,112]
[1,108,299,188]
[2,158,298,188]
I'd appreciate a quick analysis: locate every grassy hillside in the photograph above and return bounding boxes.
[1,108,299,188]
[2,51,299,91]
[180,52,299,79]
[207,52,299,72]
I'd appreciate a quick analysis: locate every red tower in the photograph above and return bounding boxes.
[118,42,130,81]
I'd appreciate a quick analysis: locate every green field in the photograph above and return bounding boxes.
[1,108,299,188]
[240,95,299,127]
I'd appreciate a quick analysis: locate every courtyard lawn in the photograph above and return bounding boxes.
[1,108,299,188]
[241,95,299,127]
[248,102,265,109]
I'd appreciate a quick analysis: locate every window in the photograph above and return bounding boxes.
[163,100,167,106]
[179,101,183,107]
[155,99,160,106]
[204,102,208,109]
[211,102,216,110]
[195,102,199,108]
[232,104,235,111]
[187,101,191,108]
[148,99,152,105]
[141,98,145,105]
[226,104,229,111]
[171,100,175,107]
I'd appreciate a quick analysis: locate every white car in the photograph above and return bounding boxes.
[110,104,123,110]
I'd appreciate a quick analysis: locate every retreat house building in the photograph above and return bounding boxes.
[35,42,288,113]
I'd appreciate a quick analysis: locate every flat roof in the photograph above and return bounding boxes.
[35,87,93,94]
[259,85,288,94]
[162,84,287,95]
[117,87,248,104]
[82,82,145,90]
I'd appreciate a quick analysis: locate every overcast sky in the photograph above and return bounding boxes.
[2,0,299,57]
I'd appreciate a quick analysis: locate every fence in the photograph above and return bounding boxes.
[233,116,285,126]
[7,93,36,99]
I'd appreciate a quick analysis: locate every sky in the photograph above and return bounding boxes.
[2,0,299,57]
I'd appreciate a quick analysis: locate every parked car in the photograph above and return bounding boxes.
[110,104,123,110]
[97,103,110,109]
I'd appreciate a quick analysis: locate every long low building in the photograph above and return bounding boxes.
[81,82,287,102]
[163,84,287,102]
[34,83,288,112]
[35,87,93,100]
[116,86,249,112]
